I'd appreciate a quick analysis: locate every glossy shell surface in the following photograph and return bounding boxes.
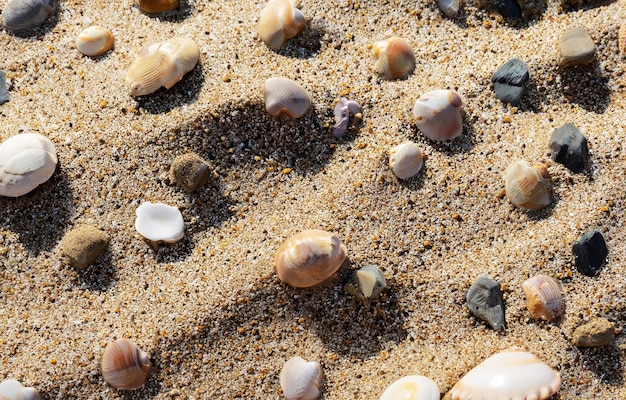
[522,275,564,321]
[412,90,463,141]
[389,142,423,179]
[372,37,416,80]
[257,0,306,50]
[76,26,114,56]
[0,379,40,400]
[2,0,56,30]
[280,356,323,400]
[264,77,311,118]
[101,338,151,390]
[466,275,506,331]
[505,160,552,210]
[380,375,440,400]
[135,202,185,243]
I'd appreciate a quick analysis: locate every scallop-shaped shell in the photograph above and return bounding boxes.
[356,265,387,299]
[0,379,40,400]
[257,0,306,51]
[522,275,564,321]
[466,275,506,331]
[389,142,423,180]
[448,350,561,400]
[138,0,180,14]
[1,0,56,31]
[101,338,151,390]
[372,37,416,80]
[505,160,552,210]
[412,90,463,141]
[0,133,57,197]
[125,37,199,97]
[275,229,347,288]
[76,26,114,57]
[380,375,440,400]
[264,77,311,118]
[135,202,185,244]
[280,356,323,400]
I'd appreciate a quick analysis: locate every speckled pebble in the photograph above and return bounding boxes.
[573,317,615,347]
[492,58,529,105]
[60,224,110,268]
[549,123,588,173]
[170,153,211,192]
[560,27,596,66]
[573,230,607,276]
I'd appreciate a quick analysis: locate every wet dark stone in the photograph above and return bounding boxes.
[494,0,522,18]
[492,58,529,105]
[466,275,506,330]
[549,123,588,173]
[0,71,9,105]
[573,230,607,276]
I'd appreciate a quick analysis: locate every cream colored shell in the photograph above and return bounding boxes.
[389,142,423,179]
[412,90,463,141]
[280,356,323,400]
[264,77,311,118]
[125,37,199,96]
[504,160,552,210]
[257,0,306,51]
[0,379,40,400]
[522,275,564,321]
[380,375,440,400]
[101,338,151,390]
[76,26,114,56]
[372,37,416,80]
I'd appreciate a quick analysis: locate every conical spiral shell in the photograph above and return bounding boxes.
[0,379,39,400]
[257,0,306,50]
[101,338,151,390]
[522,275,564,321]
[504,160,552,210]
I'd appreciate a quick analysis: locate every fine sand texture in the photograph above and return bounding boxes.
[0,0,625,398]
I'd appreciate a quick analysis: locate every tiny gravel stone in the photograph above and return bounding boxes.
[573,317,615,347]
[492,58,529,105]
[60,225,110,268]
[493,0,522,17]
[438,0,460,17]
[549,123,589,173]
[0,71,9,105]
[560,27,596,66]
[573,230,607,276]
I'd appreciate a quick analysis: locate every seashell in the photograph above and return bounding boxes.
[380,375,440,400]
[0,133,57,197]
[60,224,110,269]
[264,77,311,118]
[372,37,416,80]
[332,97,361,138]
[275,229,347,288]
[76,26,114,57]
[135,202,185,245]
[0,379,39,400]
[448,350,561,400]
[125,37,199,97]
[138,0,180,14]
[0,70,9,105]
[1,0,56,31]
[169,153,211,192]
[389,142,423,180]
[522,275,564,321]
[356,265,387,300]
[572,317,615,347]
[101,338,151,390]
[438,0,460,17]
[466,275,506,331]
[257,0,306,51]
[412,90,463,141]
[280,356,323,400]
[504,160,552,210]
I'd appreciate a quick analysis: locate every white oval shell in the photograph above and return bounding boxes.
[76,26,114,56]
[449,350,561,400]
[0,133,57,197]
[389,142,423,179]
[380,375,440,400]
[412,90,463,141]
[280,356,322,400]
[522,275,564,321]
[135,202,184,243]
[0,379,40,400]
[504,161,552,210]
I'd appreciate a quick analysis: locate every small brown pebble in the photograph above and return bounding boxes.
[619,25,626,56]
[170,153,211,192]
[573,317,615,347]
[60,225,110,268]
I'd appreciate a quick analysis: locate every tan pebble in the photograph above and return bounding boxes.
[573,317,615,347]
[389,142,423,180]
[264,77,311,118]
[372,37,416,80]
[60,224,109,268]
[101,338,151,390]
[522,275,564,321]
[138,0,180,14]
[76,26,114,57]
[504,160,552,210]
[170,153,211,192]
[560,26,596,66]
[257,0,306,51]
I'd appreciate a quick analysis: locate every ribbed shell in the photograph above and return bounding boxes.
[1,0,56,30]
[0,379,40,400]
[76,26,114,57]
[257,0,306,50]
[372,37,416,80]
[505,161,552,210]
[280,356,323,400]
[522,275,564,321]
[264,77,311,118]
[380,375,440,400]
[412,90,463,141]
[101,338,151,390]
[466,275,506,331]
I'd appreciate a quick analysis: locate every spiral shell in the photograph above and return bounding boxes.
[76,26,114,57]
[264,77,311,118]
[0,379,39,400]
[372,37,416,80]
[101,338,151,390]
[522,275,564,321]
[412,90,463,141]
[1,0,56,31]
[280,356,323,400]
[504,160,552,210]
[257,0,306,51]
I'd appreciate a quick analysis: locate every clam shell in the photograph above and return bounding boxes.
[274,229,347,288]
[1,0,56,31]
[135,202,185,244]
[76,26,114,57]
[504,160,552,210]
[380,375,440,400]
[264,77,311,118]
[389,142,423,180]
[466,275,506,331]
[356,265,387,299]
[522,275,564,321]
[138,0,180,14]
[101,338,151,390]
[126,37,199,96]
[257,0,306,50]
[448,350,561,400]
[372,37,416,80]
[280,356,323,400]
[412,90,463,141]
[0,133,57,197]
[0,379,40,400]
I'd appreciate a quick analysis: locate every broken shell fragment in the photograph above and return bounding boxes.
[0,133,57,197]
[504,160,552,210]
[138,0,180,14]
[380,375,440,400]
[76,26,114,56]
[60,224,110,269]
[448,350,561,400]
[126,37,199,96]
[412,90,463,141]
[356,265,387,299]
[0,379,40,400]
[389,142,423,180]
[264,77,311,118]
[275,229,347,288]
[466,275,506,331]
[280,356,323,400]
[170,153,211,192]
[257,0,306,51]
[101,338,151,390]
[522,275,564,321]
[135,202,185,245]
[1,0,56,31]
[372,37,416,80]
[332,98,361,138]
[573,317,615,347]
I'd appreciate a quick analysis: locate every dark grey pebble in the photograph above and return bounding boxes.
[494,0,521,18]
[0,71,9,105]
[573,230,607,276]
[492,58,529,105]
[549,123,589,173]
[466,275,506,331]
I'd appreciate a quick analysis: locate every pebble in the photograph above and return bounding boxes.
[170,153,211,192]
[573,317,615,347]
[492,58,529,106]
[493,0,522,18]
[549,123,588,173]
[573,230,607,276]
[466,275,506,331]
[560,27,596,66]
[60,224,110,268]
[438,0,460,18]
[0,71,9,105]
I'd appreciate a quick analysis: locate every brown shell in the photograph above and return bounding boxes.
[264,77,311,118]
[522,275,564,321]
[101,338,151,390]
[505,161,552,210]
[138,0,180,14]
[372,37,416,80]
[257,0,306,51]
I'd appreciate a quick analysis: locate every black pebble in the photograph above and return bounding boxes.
[573,230,608,276]
[492,58,529,106]
[494,0,522,18]
[549,123,589,173]
[0,71,9,105]
[466,275,506,331]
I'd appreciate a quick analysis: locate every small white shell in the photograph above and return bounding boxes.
[1,0,56,31]
[448,350,561,400]
[76,26,114,56]
[280,356,323,400]
[356,265,387,299]
[135,202,185,244]
[504,160,552,210]
[257,0,306,51]
[264,77,311,118]
[0,133,57,197]
[412,90,463,141]
[380,375,440,400]
[372,37,416,80]
[389,142,423,180]
[0,379,40,400]
[522,275,564,321]
[101,338,151,390]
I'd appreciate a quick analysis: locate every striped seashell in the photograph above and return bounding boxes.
[101,338,151,390]
[504,160,552,210]
[264,77,311,118]
[522,275,564,321]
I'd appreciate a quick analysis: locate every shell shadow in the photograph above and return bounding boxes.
[578,344,624,385]
[273,25,325,59]
[70,247,118,292]
[559,63,610,114]
[559,0,617,12]
[408,119,477,156]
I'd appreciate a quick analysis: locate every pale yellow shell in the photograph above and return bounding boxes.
[125,37,199,97]
[257,0,306,51]
[76,26,114,57]
[264,77,311,118]
[372,37,416,80]
[504,161,552,210]
[522,275,564,321]
[101,338,151,390]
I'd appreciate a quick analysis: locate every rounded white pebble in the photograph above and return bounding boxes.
[76,26,114,56]
[135,202,184,243]
[389,142,423,179]
[380,375,440,400]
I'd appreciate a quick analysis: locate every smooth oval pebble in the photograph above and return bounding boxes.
[101,338,151,390]
[492,58,529,105]
[389,142,423,180]
[412,90,463,141]
[549,123,588,173]
[170,153,211,192]
[438,0,460,17]
[380,375,440,400]
[280,356,323,400]
[138,0,180,14]
[560,27,596,66]
[60,224,110,269]
[356,265,387,299]
[372,37,416,80]
[76,26,114,56]
[494,0,522,18]
[466,275,506,331]
[264,77,311,118]
[0,133,57,197]
[504,160,552,210]
[1,0,56,30]
[573,230,607,276]
[522,275,564,321]
[135,202,185,244]
[0,379,40,400]
[257,0,306,51]
[573,317,615,347]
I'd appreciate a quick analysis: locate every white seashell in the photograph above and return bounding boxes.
[264,77,311,118]
[280,356,323,400]
[135,202,184,244]
[448,350,561,400]
[257,0,306,51]
[0,133,57,197]
[76,26,114,57]
[504,160,552,210]
[412,90,463,141]
[101,338,151,390]
[1,0,56,31]
[522,275,564,321]
[372,37,416,80]
[0,379,40,400]
[389,142,423,180]
[380,375,440,400]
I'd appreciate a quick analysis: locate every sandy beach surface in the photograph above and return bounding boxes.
[0,0,625,398]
